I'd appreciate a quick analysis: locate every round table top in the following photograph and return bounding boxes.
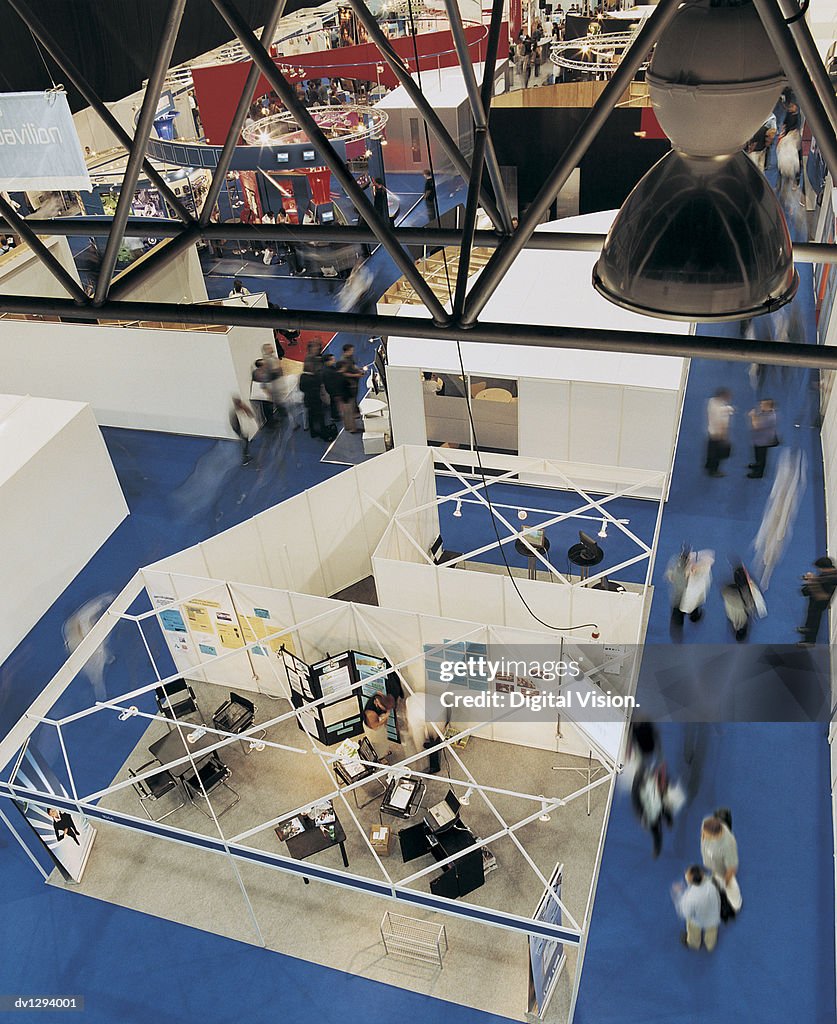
[475,388,514,403]
[360,397,387,416]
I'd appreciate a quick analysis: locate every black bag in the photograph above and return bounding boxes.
[322,421,338,442]
[713,876,736,923]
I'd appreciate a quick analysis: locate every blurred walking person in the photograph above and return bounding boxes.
[753,448,807,588]
[229,396,256,466]
[705,388,734,477]
[721,561,766,641]
[666,546,714,635]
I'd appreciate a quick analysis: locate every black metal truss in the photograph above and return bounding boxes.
[2,0,837,368]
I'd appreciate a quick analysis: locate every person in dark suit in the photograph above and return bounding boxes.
[371,178,392,226]
[47,807,80,845]
[798,556,837,645]
[322,353,344,425]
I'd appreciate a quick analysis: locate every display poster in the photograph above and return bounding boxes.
[0,91,92,190]
[159,608,187,633]
[317,659,354,698]
[184,601,216,633]
[10,742,96,883]
[217,622,245,650]
[528,868,565,1019]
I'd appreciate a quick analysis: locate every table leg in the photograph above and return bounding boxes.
[340,841,349,868]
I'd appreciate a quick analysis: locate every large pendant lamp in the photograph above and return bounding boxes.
[593,0,798,321]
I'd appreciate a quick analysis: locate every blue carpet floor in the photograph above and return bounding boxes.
[0,176,833,1023]
[573,180,835,1023]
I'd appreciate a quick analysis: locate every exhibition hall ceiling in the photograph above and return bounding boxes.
[0,0,321,108]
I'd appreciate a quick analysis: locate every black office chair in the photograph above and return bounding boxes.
[156,679,205,727]
[128,760,187,821]
[182,753,239,818]
[212,692,265,754]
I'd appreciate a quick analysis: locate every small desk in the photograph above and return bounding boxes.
[276,811,349,882]
[399,819,485,898]
[148,730,217,777]
[514,533,550,581]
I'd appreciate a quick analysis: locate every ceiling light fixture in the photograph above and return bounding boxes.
[538,797,551,823]
[593,0,797,322]
[452,498,463,517]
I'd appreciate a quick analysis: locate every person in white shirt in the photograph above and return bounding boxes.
[676,865,721,951]
[701,814,742,913]
[705,388,734,477]
[229,278,250,301]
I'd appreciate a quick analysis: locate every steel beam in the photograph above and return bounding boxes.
[347,0,506,232]
[460,0,683,325]
[0,196,87,303]
[754,0,837,183]
[199,0,288,226]
[775,0,837,174]
[452,0,506,316]
[93,0,187,304]
[210,0,450,325]
[0,293,834,369]
[443,0,512,232]
[6,0,194,227]
[4,219,837,262]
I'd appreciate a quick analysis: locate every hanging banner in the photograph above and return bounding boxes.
[0,91,92,191]
[9,742,96,883]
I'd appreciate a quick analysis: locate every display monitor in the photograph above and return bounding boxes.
[302,149,315,161]
[319,208,334,223]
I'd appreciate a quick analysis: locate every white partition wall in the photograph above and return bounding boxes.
[0,395,128,665]
[0,286,274,439]
[0,236,81,299]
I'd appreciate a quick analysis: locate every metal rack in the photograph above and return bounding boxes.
[380,912,448,968]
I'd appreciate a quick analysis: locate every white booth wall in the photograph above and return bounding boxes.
[376,62,504,173]
[0,395,128,665]
[113,243,208,305]
[0,236,81,299]
[0,292,273,439]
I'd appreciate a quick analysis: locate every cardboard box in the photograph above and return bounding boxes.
[369,824,393,856]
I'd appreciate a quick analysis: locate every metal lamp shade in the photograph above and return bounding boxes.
[592,150,798,322]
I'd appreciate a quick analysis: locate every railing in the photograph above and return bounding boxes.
[0,311,229,334]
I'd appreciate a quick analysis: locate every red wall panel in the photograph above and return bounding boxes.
[193,24,497,145]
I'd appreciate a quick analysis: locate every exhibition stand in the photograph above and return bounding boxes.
[384,211,691,493]
[0,446,658,1022]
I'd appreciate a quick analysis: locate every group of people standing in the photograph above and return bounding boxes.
[511,25,547,87]
[705,389,780,480]
[300,340,368,440]
[674,812,742,953]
